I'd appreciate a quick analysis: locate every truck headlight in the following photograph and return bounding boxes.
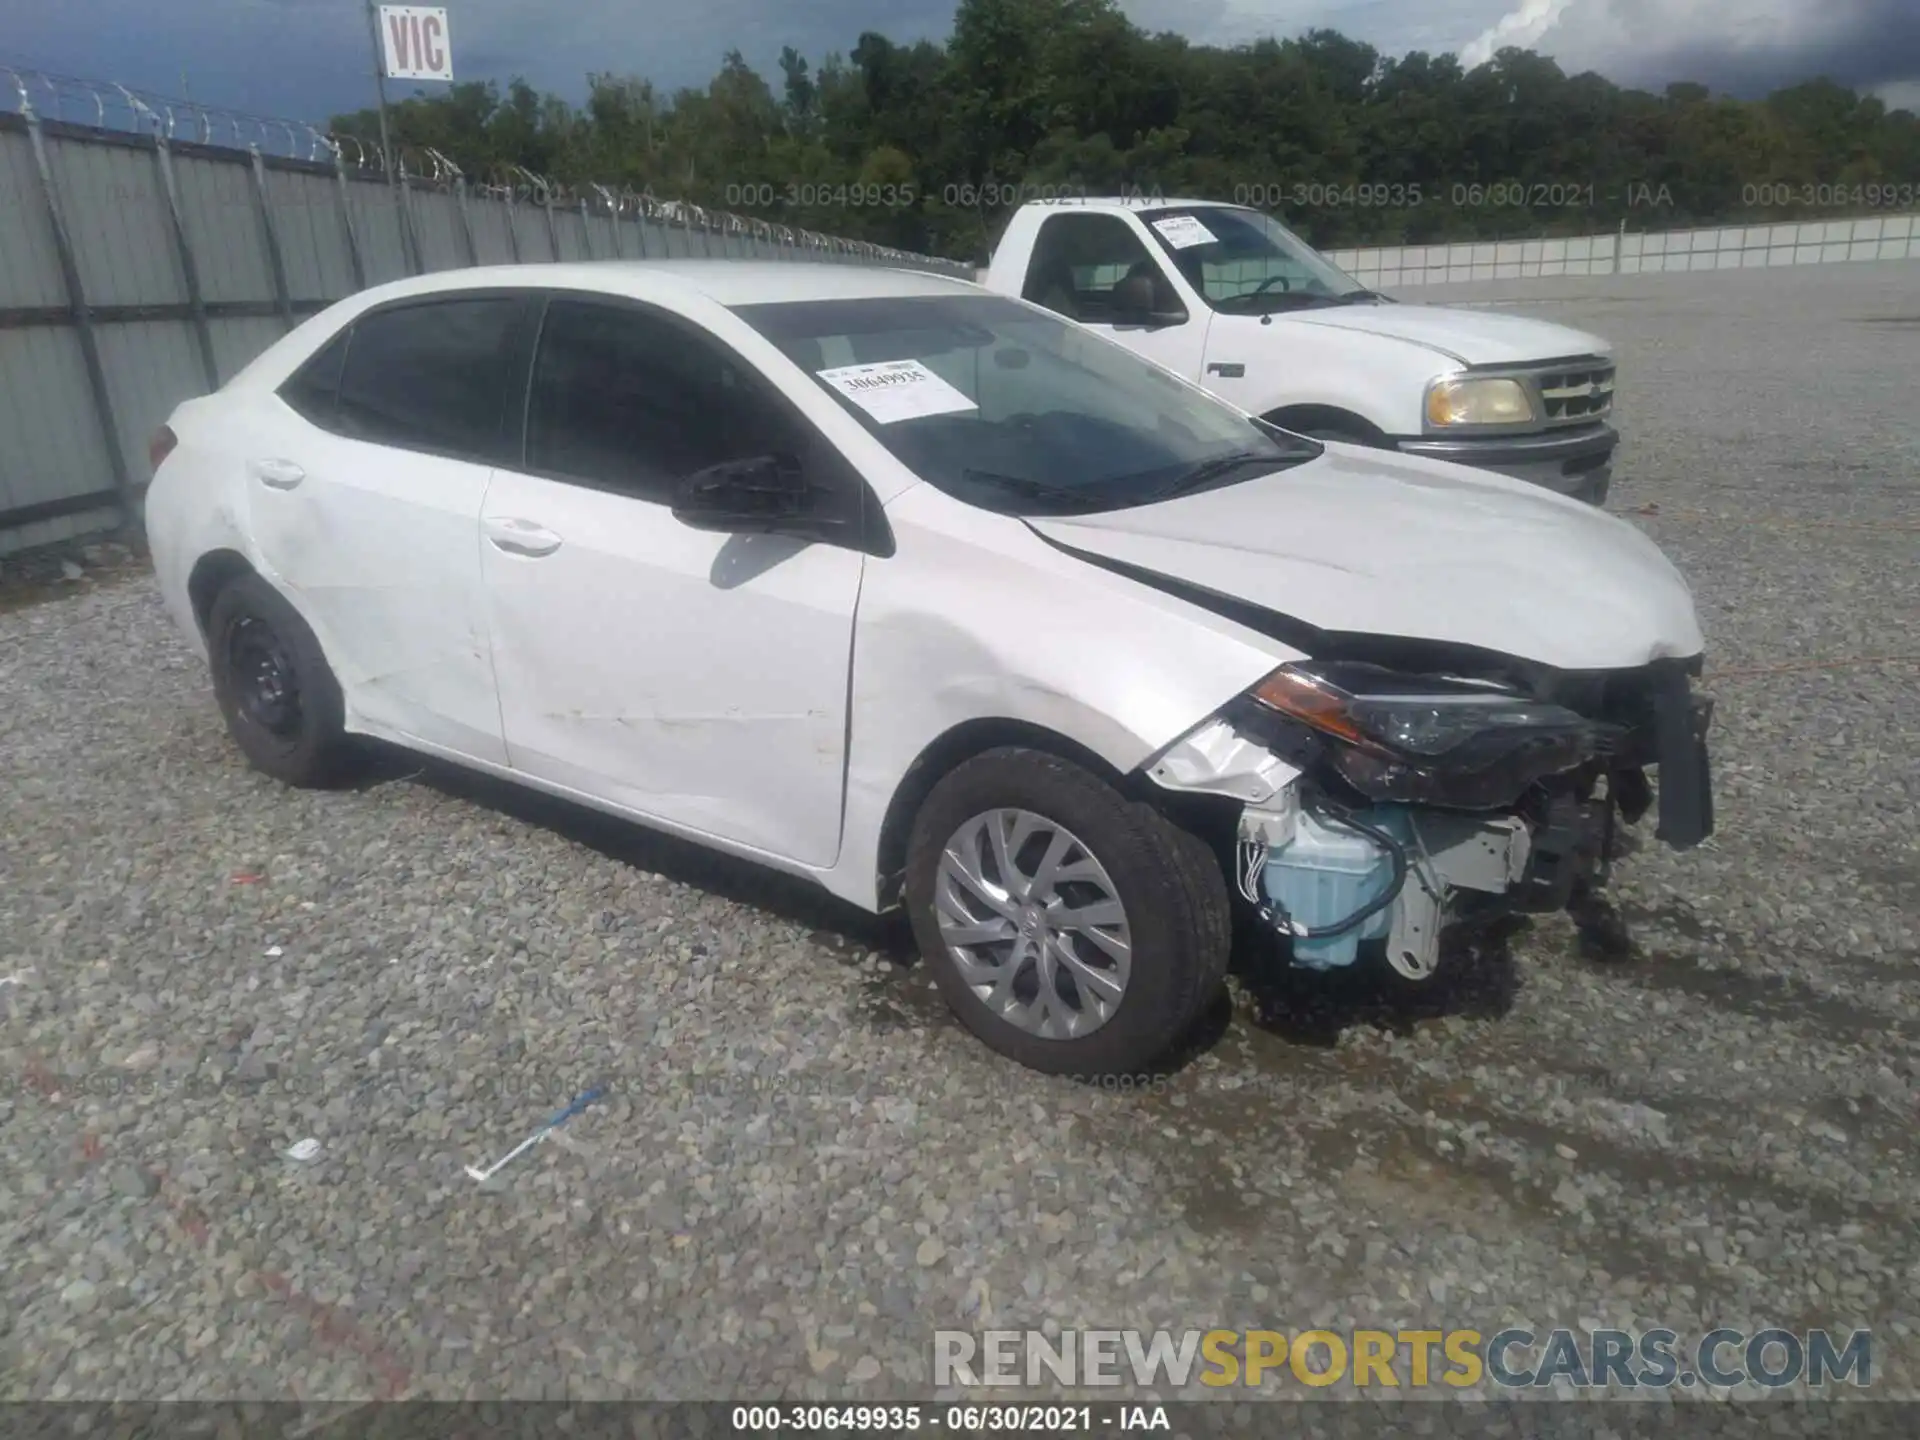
[1425,376,1534,427]
[1248,661,1611,808]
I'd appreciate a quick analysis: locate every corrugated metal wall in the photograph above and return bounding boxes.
[0,109,973,556]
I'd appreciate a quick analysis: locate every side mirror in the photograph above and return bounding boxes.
[671,453,812,533]
[1112,272,1187,328]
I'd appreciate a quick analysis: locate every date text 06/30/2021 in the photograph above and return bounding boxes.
[1230,181,1618,210]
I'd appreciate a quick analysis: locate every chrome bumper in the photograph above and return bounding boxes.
[1398,424,1618,505]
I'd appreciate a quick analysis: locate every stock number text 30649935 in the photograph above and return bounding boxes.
[724,182,918,210]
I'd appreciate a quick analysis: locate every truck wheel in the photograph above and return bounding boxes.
[904,747,1231,1077]
[207,573,359,788]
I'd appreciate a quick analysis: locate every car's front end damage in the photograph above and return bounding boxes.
[1010,434,1715,979]
[1149,639,1714,980]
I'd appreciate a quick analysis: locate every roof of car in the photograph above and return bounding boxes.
[1022,197,1246,213]
[344,260,984,311]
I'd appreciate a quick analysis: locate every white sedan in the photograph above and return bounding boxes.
[146,261,1715,1077]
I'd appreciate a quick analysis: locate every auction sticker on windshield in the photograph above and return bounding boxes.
[818,360,979,424]
[1150,214,1218,249]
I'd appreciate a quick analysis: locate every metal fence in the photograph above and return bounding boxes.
[1327,214,1920,288]
[0,71,973,556]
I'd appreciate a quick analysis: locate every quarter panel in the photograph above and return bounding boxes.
[147,393,285,661]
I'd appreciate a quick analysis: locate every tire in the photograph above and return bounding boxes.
[207,572,358,787]
[1301,426,1378,447]
[903,747,1231,1077]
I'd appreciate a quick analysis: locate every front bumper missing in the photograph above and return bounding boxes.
[1514,675,1715,908]
[1397,424,1617,505]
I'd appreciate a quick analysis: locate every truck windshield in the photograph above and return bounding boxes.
[732,293,1318,516]
[1140,207,1377,315]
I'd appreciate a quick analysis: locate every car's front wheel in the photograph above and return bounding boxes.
[207,572,358,787]
[903,747,1231,1077]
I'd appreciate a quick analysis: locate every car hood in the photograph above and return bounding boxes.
[1281,301,1611,366]
[1024,446,1704,672]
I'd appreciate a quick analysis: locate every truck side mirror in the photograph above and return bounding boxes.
[1113,272,1187,328]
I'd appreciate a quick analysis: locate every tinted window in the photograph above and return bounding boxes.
[335,297,524,462]
[279,327,349,425]
[526,299,799,501]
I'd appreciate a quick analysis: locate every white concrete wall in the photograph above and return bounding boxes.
[1327,215,1919,289]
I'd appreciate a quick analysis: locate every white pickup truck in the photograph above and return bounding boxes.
[978,198,1619,504]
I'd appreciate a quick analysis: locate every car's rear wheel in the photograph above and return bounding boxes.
[904,747,1230,1077]
[207,573,358,787]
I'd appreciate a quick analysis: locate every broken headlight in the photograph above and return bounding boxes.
[1248,661,1613,809]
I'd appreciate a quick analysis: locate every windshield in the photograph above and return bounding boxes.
[732,293,1318,516]
[1140,206,1374,315]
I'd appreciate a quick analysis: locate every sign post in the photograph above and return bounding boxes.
[366,2,396,178]
[365,4,454,176]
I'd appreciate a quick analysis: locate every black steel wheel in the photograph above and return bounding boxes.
[207,572,358,787]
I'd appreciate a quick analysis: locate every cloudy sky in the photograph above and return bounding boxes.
[2,0,1915,124]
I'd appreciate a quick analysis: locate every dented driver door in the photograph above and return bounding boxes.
[479,297,863,868]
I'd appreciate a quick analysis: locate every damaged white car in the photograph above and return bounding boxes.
[145,262,1715,1077]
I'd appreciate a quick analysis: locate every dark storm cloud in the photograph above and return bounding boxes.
[1561,0,1920,97]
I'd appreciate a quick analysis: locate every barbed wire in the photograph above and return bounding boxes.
[0,65,335,161]
[0,65,962,271]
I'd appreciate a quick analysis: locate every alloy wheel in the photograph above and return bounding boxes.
[932,808,1133,1039]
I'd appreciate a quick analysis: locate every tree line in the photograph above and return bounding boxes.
[330,0,1920,262]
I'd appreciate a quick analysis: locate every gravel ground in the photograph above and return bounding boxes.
[2,260,1917,1411]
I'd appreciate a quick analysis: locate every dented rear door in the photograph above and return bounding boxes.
[248,294,529,764]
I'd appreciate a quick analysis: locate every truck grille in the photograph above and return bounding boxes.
[1532,359,1615,426]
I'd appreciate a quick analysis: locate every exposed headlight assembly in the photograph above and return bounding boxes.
[1424,375,1534,427]
[1248,661,1613,808]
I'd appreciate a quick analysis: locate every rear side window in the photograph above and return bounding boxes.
[334,297,525,463]
[279,328,350,425]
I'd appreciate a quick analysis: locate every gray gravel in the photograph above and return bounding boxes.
[2,261,1917,1407]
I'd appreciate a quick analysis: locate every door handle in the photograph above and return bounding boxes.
[1206,362,1245,378]
[485,517,563,558]
[249,458,306,490]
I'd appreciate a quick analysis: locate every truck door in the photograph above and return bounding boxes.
[1018,212,1211,382]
